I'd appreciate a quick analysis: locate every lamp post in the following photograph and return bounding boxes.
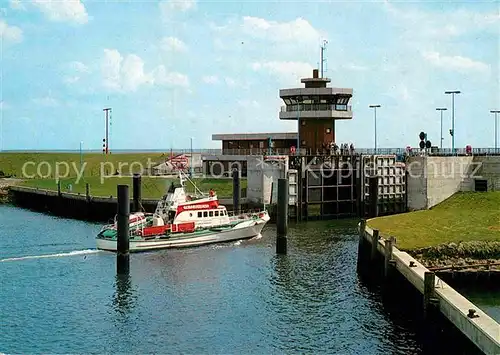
[445,91,460,154]
[369,105,381,153]
[80,141,83,170]
[491,110,500,152]
[436,108,447,150]
[190,137,193,177]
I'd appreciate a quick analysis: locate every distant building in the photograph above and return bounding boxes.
[279,69,353,154]
[212,132,297,155]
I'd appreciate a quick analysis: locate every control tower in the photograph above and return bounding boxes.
[279,69,353,154]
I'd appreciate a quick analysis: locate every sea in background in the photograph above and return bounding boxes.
[0,204,497,354]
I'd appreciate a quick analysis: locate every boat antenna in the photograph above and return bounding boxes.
[180,170,204,196]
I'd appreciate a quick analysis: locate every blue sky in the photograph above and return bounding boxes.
[1,0,498,150]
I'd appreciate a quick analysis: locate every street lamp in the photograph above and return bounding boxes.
[436,108,447,149]
[445,90,460,153]
[190,137,193,177]
[491,110,500,151]
[369,105,381,152]
[79,141,84,174]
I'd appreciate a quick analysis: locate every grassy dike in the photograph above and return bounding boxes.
[367,192,500,269]
[0,152,244,199]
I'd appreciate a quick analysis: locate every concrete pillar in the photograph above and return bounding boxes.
[232,169,240,215]
[369,176,379,218]
[117,185,130,275]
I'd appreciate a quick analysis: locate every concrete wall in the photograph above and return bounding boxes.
[406,155,500,211]
[246,156,288,205]
[406,156,428,211]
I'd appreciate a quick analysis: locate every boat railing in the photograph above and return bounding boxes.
[227,208,266,220]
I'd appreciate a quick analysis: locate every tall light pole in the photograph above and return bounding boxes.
[369,105,381,152]
[445,91,460,153]
[491,110,500,151]
[190,137,193,177]
[80,141,83,170]
[436,108,447,149]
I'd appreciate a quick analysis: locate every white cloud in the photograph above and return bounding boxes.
[252,61,315,83]
[68,61,90,73]
[237,99,260,108]
[422,51,490,73]
[102,49,124,91]
[32,96,59,107]
[0,20,23,43]
[159,0,196,18]
[0,101,10,111]
[241,16,323,43]
[9,0,26,10]
[32,0,89,24]
[121,54,152,92]
[384,1,500,40]
[224,77,236,87]
[152,65,189,87]
[202,75,219,84]
[161,36,187,52]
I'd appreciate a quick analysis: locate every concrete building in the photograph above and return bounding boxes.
[212,132,297,155]
[279,69,353,154]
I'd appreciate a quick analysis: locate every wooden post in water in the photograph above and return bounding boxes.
[85,183,90,202]
[371,229,380,261]
[423,271,436,318]
[57,180,61,197]
[368,176,379,218]
[276,178,288,254]
[384,236,394,278]
[117,185,130,275]
[133,174,142,212]
[357,219,367,270]
[232,169,240,215]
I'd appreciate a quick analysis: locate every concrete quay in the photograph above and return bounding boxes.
[359,220,500,355]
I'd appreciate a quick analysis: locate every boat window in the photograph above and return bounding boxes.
[203,211,208,217]
[198,212,202,218]
[189,213,192,217]
[215,211,219,217]
[209,211,213,217]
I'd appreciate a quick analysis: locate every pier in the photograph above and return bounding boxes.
[358,220,500,354]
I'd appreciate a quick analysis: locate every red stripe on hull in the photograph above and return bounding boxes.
[176,200,219,214]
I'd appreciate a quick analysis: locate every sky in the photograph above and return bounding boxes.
[0,0,499,150]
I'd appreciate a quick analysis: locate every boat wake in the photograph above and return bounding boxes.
[0,249,100,263]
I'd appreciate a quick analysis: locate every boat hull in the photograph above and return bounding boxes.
[96,218,267,252]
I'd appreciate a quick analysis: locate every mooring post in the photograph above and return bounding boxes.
[276,178,288,254]
[85,183,90,202]
[357,219,367,271]
[232,169,240,215]
[358,219,366,240]
[384,236,394,278]
[117,185,130,275]
[132,174,142,212]
[57,180,61,197]
[423,271,436,318]
[369,176,379,218]
[371,229,380,261]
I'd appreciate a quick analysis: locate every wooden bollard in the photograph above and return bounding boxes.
[384,236,394,277]
[85,183,90,203]
[117,184,130,275]
[132,174,142,212]
[423,271,436,318]
[371,229,380,261]
[276,178,288,255]
[57,180,61,197]
[232,169,240,215]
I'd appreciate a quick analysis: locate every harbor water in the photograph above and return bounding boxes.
[0,205,496,354]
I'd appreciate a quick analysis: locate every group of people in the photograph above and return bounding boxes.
[329,142,355,156]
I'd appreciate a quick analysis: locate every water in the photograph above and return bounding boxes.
[0,205,495,354]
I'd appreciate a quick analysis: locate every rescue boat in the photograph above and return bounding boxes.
[96,172,270,252]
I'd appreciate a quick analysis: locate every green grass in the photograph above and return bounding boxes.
[367,192,500,250]
[19,176,246,199]
[0,152,173,178]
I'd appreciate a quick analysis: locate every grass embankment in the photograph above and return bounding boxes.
[367,192,500,250]
[0,152,168,178]
[0,152,244,199]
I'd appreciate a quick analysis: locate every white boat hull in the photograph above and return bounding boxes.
[96,218,267,252]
